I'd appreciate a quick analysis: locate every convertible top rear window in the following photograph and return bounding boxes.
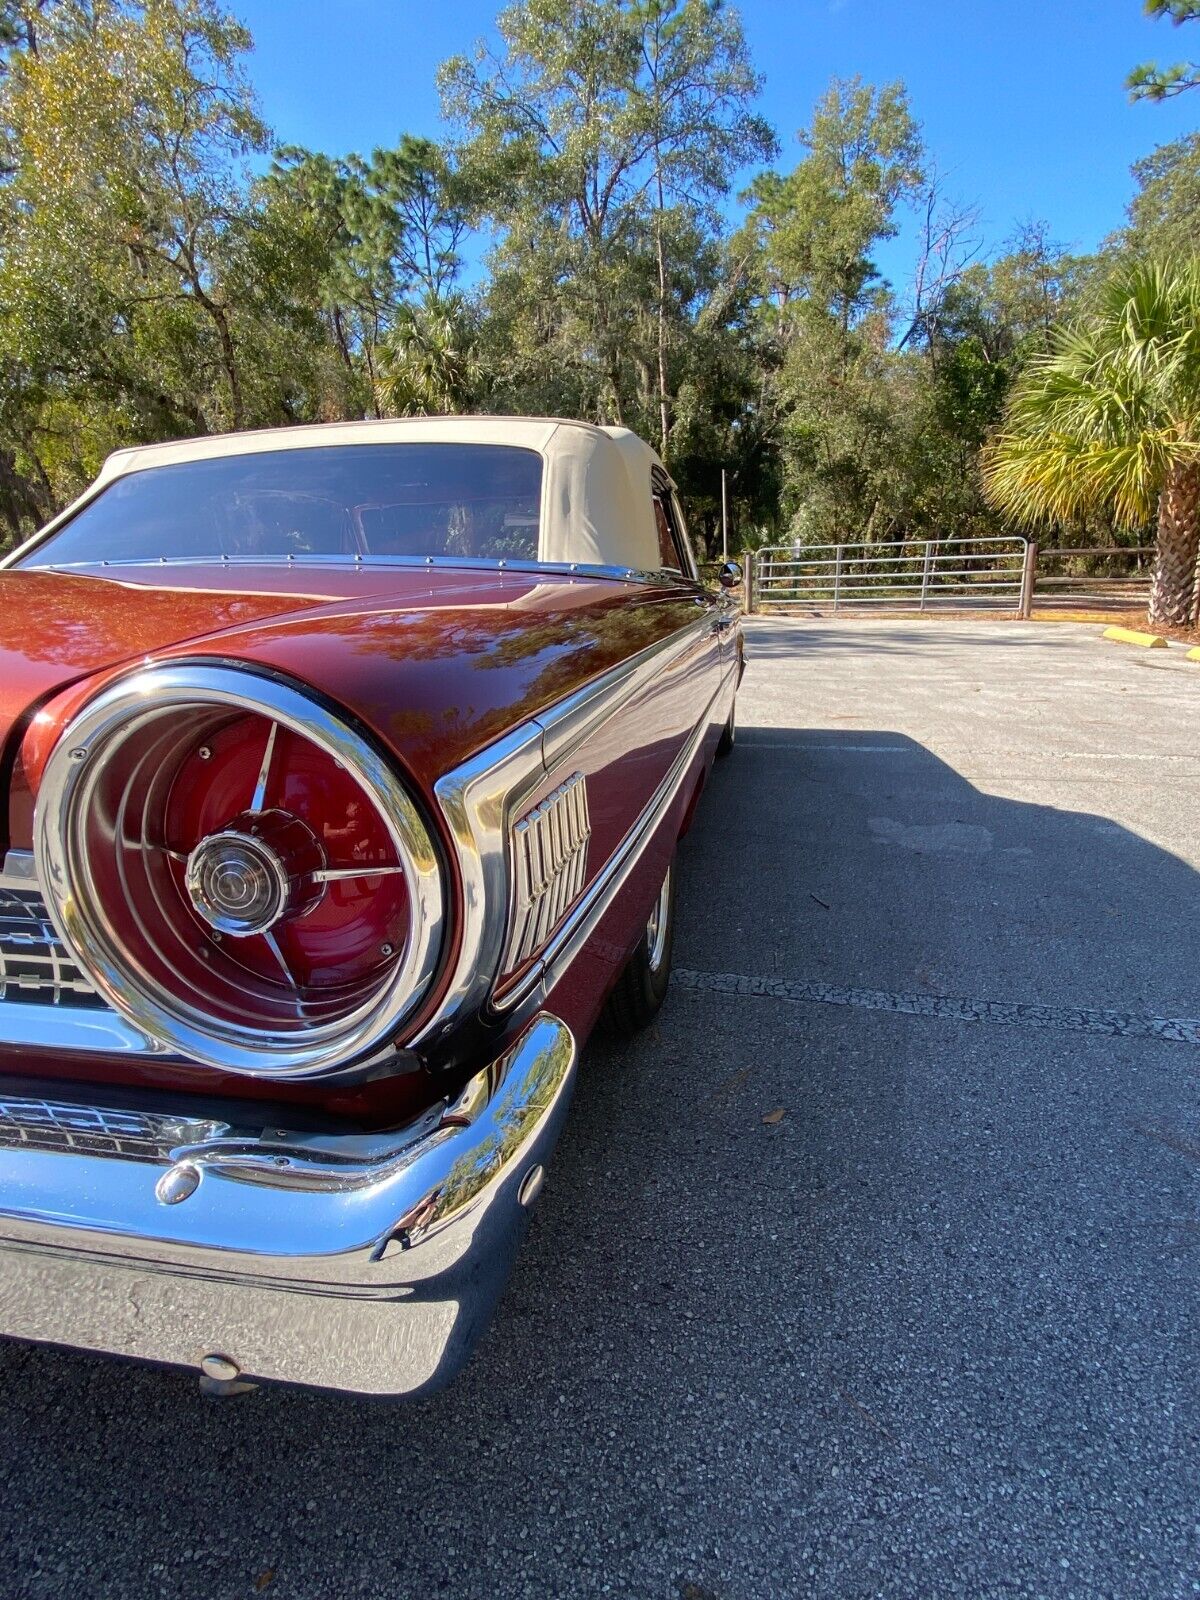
[21,444,544,567]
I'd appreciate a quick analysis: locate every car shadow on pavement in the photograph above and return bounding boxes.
[0,731,1198,1600]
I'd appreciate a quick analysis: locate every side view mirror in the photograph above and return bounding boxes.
[717,561,742,590]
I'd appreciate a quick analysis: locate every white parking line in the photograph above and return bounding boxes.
[672,969,1200,1046]
[738,741,1199,761]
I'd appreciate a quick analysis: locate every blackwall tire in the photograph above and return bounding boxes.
[716,700,735,759]
[604,860,676,1037]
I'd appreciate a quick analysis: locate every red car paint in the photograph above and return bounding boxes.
[0,560,729,1125]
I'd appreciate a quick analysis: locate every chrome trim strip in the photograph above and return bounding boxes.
[0,851,37,889]
[17,553,684,586]
[0,1012,577,1396]
[35,663,445,1078]
[0,999,165,1055]
[419,723,547,1049]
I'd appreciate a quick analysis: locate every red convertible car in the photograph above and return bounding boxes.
[0,417,742,1394]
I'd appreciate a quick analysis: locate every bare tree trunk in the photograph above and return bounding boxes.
[331,306,355,377]
[212,306,244,430]
[183,269,244,430]
[363,343,382,420]
[607,353,625,427]
[1149,463,1200,627]
[177,251,243,430]
[654,184,670,463]
[0,445,51,544]
[646,15,670,461]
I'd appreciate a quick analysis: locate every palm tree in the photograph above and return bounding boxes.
[983,258,1200,628]
[375,294,480,418]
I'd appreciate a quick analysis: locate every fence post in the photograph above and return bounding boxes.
[1019,540,1038,619]
[833,545,843,613]
[743,550,755,615]
[919,539,933,612]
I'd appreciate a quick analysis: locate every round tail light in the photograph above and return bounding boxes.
[35,664,444,1077]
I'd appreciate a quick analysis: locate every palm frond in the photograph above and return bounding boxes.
[982,255,1200,525]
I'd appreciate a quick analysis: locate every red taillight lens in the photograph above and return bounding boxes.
[36,666,443,1078]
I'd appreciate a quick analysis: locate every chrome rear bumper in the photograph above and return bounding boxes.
[0,1013,576,1395]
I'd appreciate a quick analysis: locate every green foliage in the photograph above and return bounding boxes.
[0,0,276,527]
[983,257,1200,526]
[733,71,1091,552]
[0,0,1185,583]
[741,79,925,541]
[1127,1,1200,100]
[743,79,923,331]
[1123,132,1200,257]
[439,0,776,515]
[267,136,469,400]
[0,1,479,539]
[375,293,480,416]
[983,255,1200,624]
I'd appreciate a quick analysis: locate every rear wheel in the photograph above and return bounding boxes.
[716,699,735,758]
[604,860,676,1036]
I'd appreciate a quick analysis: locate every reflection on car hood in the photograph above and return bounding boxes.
[0,561,695,836]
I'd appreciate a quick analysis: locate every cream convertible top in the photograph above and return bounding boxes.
[90,417,672,573]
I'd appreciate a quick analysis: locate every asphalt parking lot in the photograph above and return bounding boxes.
[2,617,1199,1600]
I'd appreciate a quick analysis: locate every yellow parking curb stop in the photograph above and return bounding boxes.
[1102,625,1167,649]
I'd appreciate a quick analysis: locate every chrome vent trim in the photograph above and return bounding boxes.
[503,773,591,972]
[0,885,104,1008]
[0,1096,227,1162]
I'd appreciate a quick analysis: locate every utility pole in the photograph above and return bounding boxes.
[721,469,729,563]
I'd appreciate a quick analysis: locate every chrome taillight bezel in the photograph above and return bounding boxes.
[34,662,444,1079]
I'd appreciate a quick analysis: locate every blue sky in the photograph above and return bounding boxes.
[235,0,1197,289]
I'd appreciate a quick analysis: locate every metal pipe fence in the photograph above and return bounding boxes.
[710,540,1158,621]
[752,537,1030,613]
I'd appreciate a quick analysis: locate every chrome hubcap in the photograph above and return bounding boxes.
[645,865,671,973]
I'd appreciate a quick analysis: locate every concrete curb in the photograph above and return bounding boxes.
[1102,625,1168,649]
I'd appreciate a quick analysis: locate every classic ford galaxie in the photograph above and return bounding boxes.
[0,417,742,1394]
